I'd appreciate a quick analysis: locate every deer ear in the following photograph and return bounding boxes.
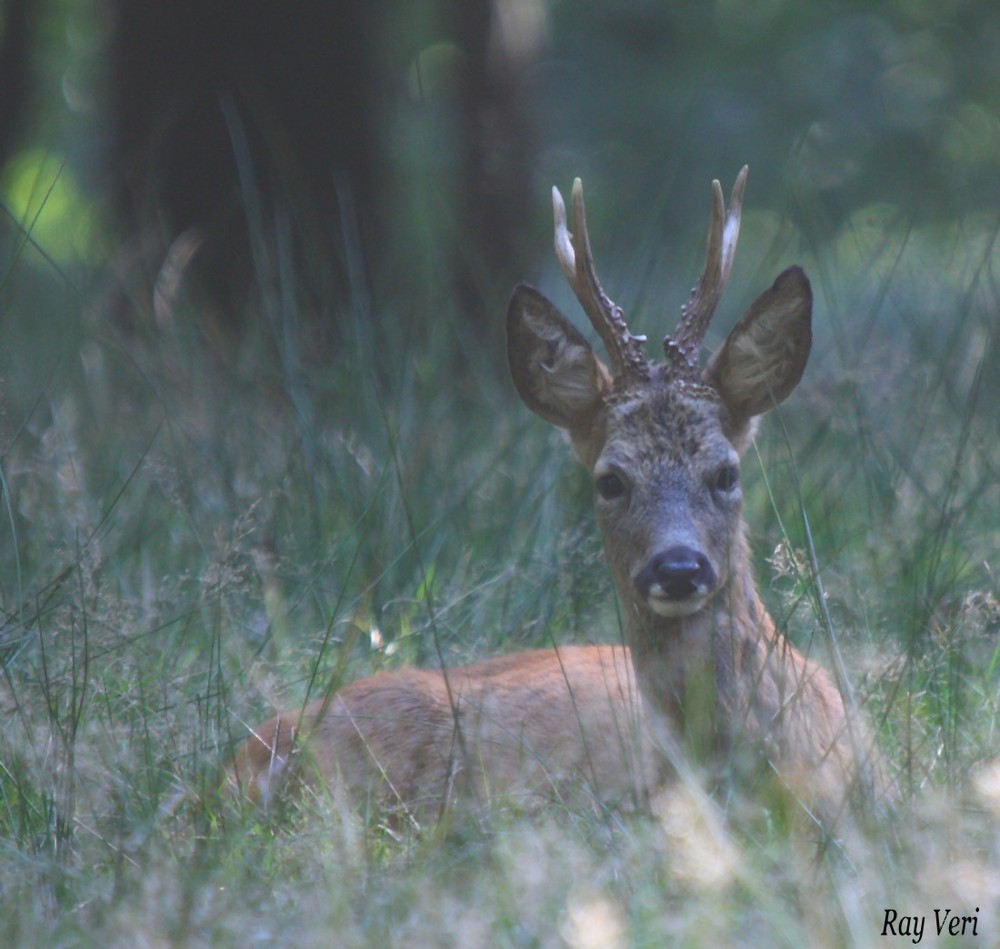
[705,266,812,423]
[507,284,611,430]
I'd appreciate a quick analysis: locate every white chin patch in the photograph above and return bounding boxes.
[646,593,708,618]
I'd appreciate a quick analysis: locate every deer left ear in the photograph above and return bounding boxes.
[704,266,812,424]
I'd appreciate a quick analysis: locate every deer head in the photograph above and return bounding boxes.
[507,168,812,625]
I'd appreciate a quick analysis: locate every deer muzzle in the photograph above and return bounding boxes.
[633,545,717,617]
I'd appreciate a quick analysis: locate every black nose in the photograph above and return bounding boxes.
[634,545,716,600]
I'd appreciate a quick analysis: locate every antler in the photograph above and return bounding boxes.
[664,166,748,379]
[553,179,650,388]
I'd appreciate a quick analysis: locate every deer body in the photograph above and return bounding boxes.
[232,644,657,816]
[232,168,886,823]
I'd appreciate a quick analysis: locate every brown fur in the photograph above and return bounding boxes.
[231,644,656,817]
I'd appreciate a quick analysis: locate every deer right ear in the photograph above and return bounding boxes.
[507,284,612,430]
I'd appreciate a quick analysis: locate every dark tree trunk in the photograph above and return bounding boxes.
[109,1,382,341]
[453,0,541,327]
[0,0,30,169]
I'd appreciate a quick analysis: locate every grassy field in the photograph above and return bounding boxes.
[1,188,998,946]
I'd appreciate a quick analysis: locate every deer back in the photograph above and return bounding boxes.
[230,644,656,816]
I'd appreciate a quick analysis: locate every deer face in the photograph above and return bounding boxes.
[589,387,743,618]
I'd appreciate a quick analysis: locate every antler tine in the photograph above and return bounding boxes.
[553,180,649,386]
[666,165,748,372]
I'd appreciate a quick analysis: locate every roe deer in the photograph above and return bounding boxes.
[231,167,886,825]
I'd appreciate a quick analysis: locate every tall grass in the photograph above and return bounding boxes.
[0,173,998,945]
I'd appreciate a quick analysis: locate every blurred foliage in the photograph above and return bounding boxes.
[1,149,96,263]
[542,0,1000,219]
[4,2,1000,285]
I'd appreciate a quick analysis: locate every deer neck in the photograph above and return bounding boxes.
[623,536,771,756]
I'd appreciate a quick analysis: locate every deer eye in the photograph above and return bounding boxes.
[595,472,627,500]
[712,464,740,493]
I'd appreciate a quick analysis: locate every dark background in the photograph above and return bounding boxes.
[2,1,998,351]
